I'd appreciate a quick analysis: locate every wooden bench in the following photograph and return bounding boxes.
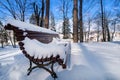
[5,23,69,79]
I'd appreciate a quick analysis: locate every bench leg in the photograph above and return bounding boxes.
[27,60,58,79]
[28,60,32,71]
[51,62,57,79]
[27,66,38,75]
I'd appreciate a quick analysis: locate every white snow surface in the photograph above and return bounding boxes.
[22,37,66,59]
[0,41,120,80]
[6,19,57,34]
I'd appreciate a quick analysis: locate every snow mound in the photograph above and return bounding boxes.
[6,19,57,34]
[22,37,66,60]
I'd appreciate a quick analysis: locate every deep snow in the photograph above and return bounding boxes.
[22,37,71,61]
[0,42,120,80]
[6,19,57,34]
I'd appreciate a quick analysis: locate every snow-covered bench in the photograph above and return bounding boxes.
[4,20,70,79]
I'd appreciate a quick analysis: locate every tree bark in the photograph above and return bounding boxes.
[40,0,44,27]
[79,0,83,42]
[97,21,100,42]
[100,0,106,41]
[73,0,78,42]
[87,17,91,42]
[111,21,116,41]
[45,0,50,29]
[105,19,110,41]
[33,2,40,26]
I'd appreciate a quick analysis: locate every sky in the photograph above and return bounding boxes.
[50,0,60,19]
[50,0,73,20]
[0,0,119,23]
[0,0,66,22]
[50,0,118,21]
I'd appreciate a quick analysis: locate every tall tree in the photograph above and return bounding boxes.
[104,14,111,41]
[0,0,29,47]
[100,0,111,42]
[62,18,71,38]
[73,0,78,42]
[96,19,100,42]
[87,17,91,42]
[40,0,45,27]
[94,12,101,42]
[15,0,27,21]
[0,21,9,48]
[32,2,41,26]
[0,0,17,19]
[79,0,83,42]
[30,0,45,27]
[100,0,106,41]
[0,22,4,48]
[111,19,117,41]
[45,0,50,28]
[0,0,28,21]
[60,0,71,39]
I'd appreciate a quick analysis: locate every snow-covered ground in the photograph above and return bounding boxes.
[0,42,120,80]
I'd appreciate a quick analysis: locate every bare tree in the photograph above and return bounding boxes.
[94,12,101,42]
[15,0,28,21]
[59,0,71,39]
[0,21,14,48]
[32,2,41,26]
[0,0,17,19]
[111,18,118,41]
[29,0,45,27]
[73,0,78,42]
[104,15,111,41]
[45,0,50,28]
[111,21,116,41]
[0,0,28,21]
[0,0,16,47]
[0,0,29,47]
[96,20,100,42]
[79,0,83,42]
[100,0,106,41]
[0,22,4,48]
[87,17,92,42]
[40,0,45,27]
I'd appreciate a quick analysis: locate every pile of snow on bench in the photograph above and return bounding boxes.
[22,37,67,63]
[6,19,57,34]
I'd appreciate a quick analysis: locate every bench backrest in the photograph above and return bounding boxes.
[5,24,59,43]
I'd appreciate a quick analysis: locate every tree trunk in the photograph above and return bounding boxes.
[63,0,66,38]
[111,21,116,41]
[63,18,66,38]
[33,2,40,26]
[106,20,110,41]
[40,0,44,27]
[97,21,100,42]
[100,0,106,41]
[73,0,78,42]
[13,32,16,48]
[79,0,83,42]
[1,36,4,48]
[45,0,50,29]
[87,17,90,42]
[84,32,87,42]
